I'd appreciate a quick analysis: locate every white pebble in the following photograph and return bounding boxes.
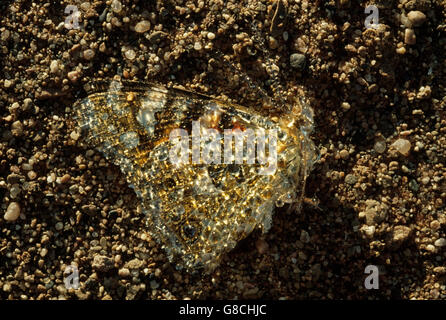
[391,138,411,156]
[194,42,202,51]
[70,130,80,141]
[111,0,122,13]
[135,20,151,33]
[207,32,216,40]
[4,79,12,88]
[50,60,59,73]
[118,268,130,277]
[4,202,20,221]
[434,238,446,247]
[124,49,136,61]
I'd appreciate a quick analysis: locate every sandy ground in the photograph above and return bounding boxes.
[0,0,445,299]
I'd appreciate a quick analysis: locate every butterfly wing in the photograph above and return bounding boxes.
[74,81,314,271]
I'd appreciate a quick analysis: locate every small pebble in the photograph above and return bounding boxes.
[60,174,71,184]
[135,20,151,33]
[11,120,23,136]
[341,102,351,111]
[374,140,386,153]
[434,238,446,247]
[40,248,48,257]
[67,71,80,83]
[124,49,136,61]
[4,79,12,88]
[360,225,375,238]
[47,173,56,183]
[118,268,130,277]
[407,11,427,27]
[404,28,416,45]
[391,138,411,156]
[1,29,10,41]
[339,149,349,160]
[111,0,122,13]
[9,102,20,113]
[3,283,11,292]
[80,2,91,11]
[50,60,59,73]
[269,36,278,50]
[83,49,95,60]
[345,174,358,185]
[9,185,20,199]
[70,130,80,141]
[55,222,64,231]
[27,171,37,180]
[290,53,306,70]
[207,32,216,40]
[396,47,406,55]
[392,225,412,243]
[194,42,202,51]
[92,255,114,272]
[4,202,21,221]
[430,220,441,231]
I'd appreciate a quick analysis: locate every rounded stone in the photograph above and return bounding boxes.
[124,49,136,61]
[4,202,20,221]
[345,174,358,185]
[4,79,12,88]
[27,171,37,180]
[1,29,10,41]
[111,0,122,13]
[341,102,351,111]
[135,20,151,33]
[339,149,349,160]
[407,11,427,27]
[118,268,130,277]
[434,238,446,247]
[83,49,95,60]
[374,140,386,154]
[67,71,80,83]
[207,32,216,40]
[290,53,306,70]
